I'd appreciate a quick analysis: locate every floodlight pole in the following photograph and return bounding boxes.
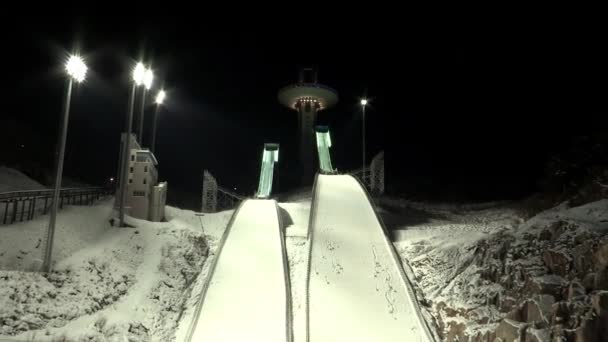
[118,83,137,227]
[43,78,73,273]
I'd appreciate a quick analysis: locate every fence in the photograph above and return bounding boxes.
[349,151,385,195]
[0,187,112,225]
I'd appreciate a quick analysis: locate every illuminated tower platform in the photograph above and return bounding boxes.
[278,69,338,185]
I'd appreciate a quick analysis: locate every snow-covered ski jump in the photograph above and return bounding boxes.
[185,145,292,342]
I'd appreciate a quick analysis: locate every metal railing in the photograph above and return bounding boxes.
[0,187,112,225]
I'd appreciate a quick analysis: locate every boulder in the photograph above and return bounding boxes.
[567,281,586,300]
[572,242,596,277]
[526,275,564,299]
[523,295,554,325]
[446,322,468,342]
[582,273,596,291]
[495,319,528,342]
[593,243,608,268]
[594,267,608,291]
[524,328,549,342]
[572,312,601,342]
[543,249,571,277]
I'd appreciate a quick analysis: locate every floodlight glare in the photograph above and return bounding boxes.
[360,98,368,106]
[155,89,166,105]
[65,55,87,82]
[133,62,146,85]
[143,68,154,90]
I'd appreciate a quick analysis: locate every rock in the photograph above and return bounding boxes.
[446,322,468,342]
[526,275,565,299]
[538,229,552,241]
[592,291,608,317]
[573,242,596,277]
[543,249,571,277]
[582,273,596,291]
[568,281,586,300]
[572,312,602,342]
[594,267,608,291]
[500,296,518,312]
[523,295,554,325]
[593,243,608,268]
[495,319,528,342]
[524,328,549,342]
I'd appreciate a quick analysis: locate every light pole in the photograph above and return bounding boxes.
[360,98,368,182]
[118,62,147,227]
[151,89,165,154]
[43,55,87,273]
[137,68,154,145]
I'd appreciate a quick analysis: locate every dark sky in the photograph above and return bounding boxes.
[2,16,607,208]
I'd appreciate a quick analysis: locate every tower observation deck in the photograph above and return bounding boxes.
[278,69,338,185]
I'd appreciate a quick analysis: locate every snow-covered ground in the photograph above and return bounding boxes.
[0,198,233,341]
[0,167,45,192]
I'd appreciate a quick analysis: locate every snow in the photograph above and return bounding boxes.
[280,201,311,342]
[0,167,45,193]
[187,199,290,342]
[307,175,430,341]
[0,199,232,341]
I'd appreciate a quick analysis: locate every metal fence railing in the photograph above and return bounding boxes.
[0,187,113,225]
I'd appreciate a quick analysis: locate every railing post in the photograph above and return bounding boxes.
[20,200,26,221]
[44,196,49,214]
[30,197,37,220]
[3,201,8,224]
[11,200,17,223]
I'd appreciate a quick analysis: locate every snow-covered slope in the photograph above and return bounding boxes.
[0,167,45,192]
[0,200,233,341]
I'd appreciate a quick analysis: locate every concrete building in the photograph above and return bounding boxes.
[117,134,167,221]
[278,68,338,185]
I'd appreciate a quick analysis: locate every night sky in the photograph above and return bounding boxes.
[2,17,607,209]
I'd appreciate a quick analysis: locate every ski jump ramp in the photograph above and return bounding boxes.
[186,144,291,342]
[186,199,291,342]
[307,126,433,341]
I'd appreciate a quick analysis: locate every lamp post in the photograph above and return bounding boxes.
[118,62,146,227]
[360,98,368,182]
[43,55,87,273]
[151,89,165,154]
[137,68,154,145]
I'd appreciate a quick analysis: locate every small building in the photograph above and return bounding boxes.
[117,134,167,221]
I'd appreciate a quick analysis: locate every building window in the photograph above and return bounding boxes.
[143,178,147,184]
[129,179,132,183]
[133,191,145,197]
[131,155,135,161]
[130,167,133,173]
[144,166,148,172]
[136,153,148,162]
